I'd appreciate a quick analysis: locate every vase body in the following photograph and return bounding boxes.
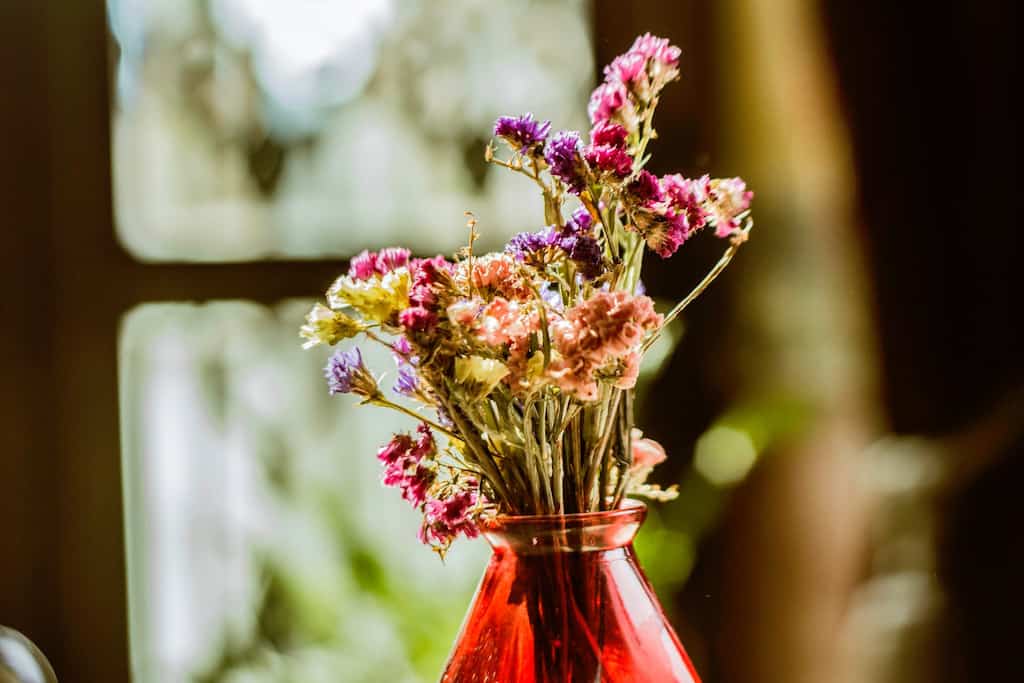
[441,501,701,682]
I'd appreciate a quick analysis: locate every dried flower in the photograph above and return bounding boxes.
[419,489,481,550]
[393,362,419,397]
[299,303,363,349]
[493,113,551,155]
[707,177,753,238]
[544,131,587,195]
[328,269,411,323]
[584,143,633,178]
[324,347,379,398]
[455,356,510,398]
[588,81,629,126]
[631,430,667,469]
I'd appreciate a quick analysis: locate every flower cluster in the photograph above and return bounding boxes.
[302,34,753,554]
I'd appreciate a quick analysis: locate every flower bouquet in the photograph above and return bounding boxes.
[302,33,752,683]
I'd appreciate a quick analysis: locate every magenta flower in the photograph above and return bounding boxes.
[419,489,481,548]
[628,170,664,205]
[544,131,587,195]
[604,51,647,86]
[590,121,629,149]
[588,81,628,125]
[584,144,633,178]
[493,113,552,155]
[348,247,411,280]
[348,250,379,281]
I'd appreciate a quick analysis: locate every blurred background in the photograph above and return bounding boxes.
[1,1,1019,681]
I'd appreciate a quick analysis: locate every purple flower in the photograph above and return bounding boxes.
[541,285,564,311]
[506,225,559,259]
[567,234,603,279]
[544,131,586,195]
[393,362,419,396]
[567,207,593,235]
[493,113,552,155]
[435,406,455,430]
[324,347,376,396]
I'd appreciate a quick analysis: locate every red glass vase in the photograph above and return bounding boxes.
[441,500,701,682]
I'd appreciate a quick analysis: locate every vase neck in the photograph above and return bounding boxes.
[482,500,646,555]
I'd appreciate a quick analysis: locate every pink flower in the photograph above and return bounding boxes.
[628,170,664,205]
[590,121,629,149]
[584,144,633,178]
[629,33,682,68]
[348,248,411,280]
[466,254,533,301]
[446,299,481,326]
[604,51,647,85]
[631,429,667,469]
[613,351,642,390]
[549,292,662,400]
[476,298,537,347]
[348,250,379,281]
[419,489,481,548]
[588,81,628,125]
[377,434,414,466]
[399,306,437,332]
[707,177,753,237]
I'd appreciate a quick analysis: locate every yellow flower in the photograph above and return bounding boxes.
[327,269,410,323]
[299,303,364,349]
[454,356,510,398]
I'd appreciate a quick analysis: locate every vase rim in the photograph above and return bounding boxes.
[484,498,647,529]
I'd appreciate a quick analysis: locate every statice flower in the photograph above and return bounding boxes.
[549,292,662,400]
[348,248,411,280]
[584,121,633,179]
[625,173,711,258]
[630,32,682,70]
[544,131,587,195]
[455,356,510,399]
[299,303,363,349]
[566,207,593,234]
[588,81,631,128]
[328,268,411,323]
[493,112,551,155]
[419,489,481,549]
[627,170,663,204]
[707,177,754,238]
[324,347,379,398]
[378,427,436,507]
[400,255,453,333]
[466,253,533,300]
[584,144,633,178]
[393,363,419,397]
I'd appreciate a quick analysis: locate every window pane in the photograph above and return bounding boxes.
[109,0,594,261]
[119,302,487,682]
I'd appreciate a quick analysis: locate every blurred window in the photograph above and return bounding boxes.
[109,0,594,261]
